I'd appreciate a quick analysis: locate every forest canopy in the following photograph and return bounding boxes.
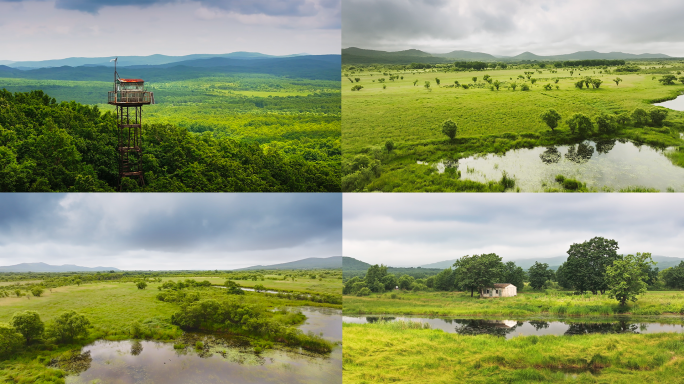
[0,89,340,191]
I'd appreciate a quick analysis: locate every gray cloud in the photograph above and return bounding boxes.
[1,0,339,17]
[0,0,340,60]
[343,194,684,267]
[0,194,342,270]
[342,0,684,56]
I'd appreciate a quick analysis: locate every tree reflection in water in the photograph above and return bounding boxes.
[50,350,93,374]
[564,321,639,336]
[565,142,595,163]
[366,317,396,323]
[539,147,561,164]
[595,140,616,155]
[131,340,143,356]
[528,321,550,331]
[453,319,521,337]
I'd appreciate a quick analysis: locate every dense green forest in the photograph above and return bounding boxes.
[0,56,341,191]
[0,88,339,191]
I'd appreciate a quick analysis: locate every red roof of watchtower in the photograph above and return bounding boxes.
[119,78,144,83]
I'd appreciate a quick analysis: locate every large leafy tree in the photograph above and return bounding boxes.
[564,237,620,294]
[453,253,505,297]
[606,253,654,306]
[9,311,44,344]
[501,261,525,292]
[555,262,573,290]
[528,262,554,290]
[365,264,389,292]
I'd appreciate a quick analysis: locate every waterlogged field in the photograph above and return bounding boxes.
[342,63,684,191]
[342,290,684,317]
[343,321,684,383]
[0,272,342,384]
[343,290,684,383]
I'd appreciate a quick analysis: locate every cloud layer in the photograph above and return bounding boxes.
[0,194,342,270]
[343,194,684,267]
[342,0,684,56]
[0,0,340,60]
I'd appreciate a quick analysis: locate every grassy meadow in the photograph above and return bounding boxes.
[343,290,684,317]
[342,62,684,191]
[0,272,342,383]
[343,321,684,384]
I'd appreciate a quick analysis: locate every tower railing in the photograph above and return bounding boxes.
[108,91,152,105]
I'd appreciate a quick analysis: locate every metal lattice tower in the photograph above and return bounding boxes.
[107,58,154,190]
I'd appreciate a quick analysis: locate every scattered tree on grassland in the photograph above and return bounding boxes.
[631,108,649,127]
[136,281,147,290]
[613,77,622,86]
[49,311,91,343]
[596,113,618,134]
[567,113,594,137]
[659,74,677,85]
[502,262,525,292]
[649,108,668,127]
[540,109,562,131]
[606,253,654,306]
[10,311,44,344]
[441,119,458,141]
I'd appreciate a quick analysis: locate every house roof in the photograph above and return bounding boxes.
[119,78,144,83]
[493,283,512,288]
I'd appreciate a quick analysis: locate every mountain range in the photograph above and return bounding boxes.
[342,47,673,65]
[0,54,341,82]
[0,262,120,272]
[234,256,342,270]
[2,52,311,69]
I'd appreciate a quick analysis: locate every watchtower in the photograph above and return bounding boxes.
[107,58,154,189]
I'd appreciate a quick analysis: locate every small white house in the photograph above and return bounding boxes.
[480,283,517,298]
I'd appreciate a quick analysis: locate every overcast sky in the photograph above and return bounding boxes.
[0,194,342,270]
[0,0,340,61]
[344,194,684,267]
[343,0,684,57]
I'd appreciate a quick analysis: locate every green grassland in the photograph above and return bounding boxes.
[0,272,342,383]
[343,321,684,384]
[341,62,684,191]
[343,290,684,317]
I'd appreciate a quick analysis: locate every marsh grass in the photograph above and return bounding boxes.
[342,66,684,191]
[342,290,684,317]
[343,322,684,383]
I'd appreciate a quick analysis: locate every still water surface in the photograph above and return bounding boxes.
[418,141,684,191]
[65,307,341,384]
[343,316,684,339]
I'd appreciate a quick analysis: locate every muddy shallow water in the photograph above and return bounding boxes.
[418,140,684,191]
[343,316,684,339]
[65,307,342,384]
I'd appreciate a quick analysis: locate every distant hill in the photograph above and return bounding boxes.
[4,52,311,69]
[235,256,342,271]
[0,263,120,272]
[0,55,341,82]
[343,256,371,270]
[432,50,498,61]
[421,255,684,271]
[342,47,672,64]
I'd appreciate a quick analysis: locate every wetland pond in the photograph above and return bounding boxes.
[653,93,684,111]
[417,140,684,191]
[343,316,684,339]
[63,307,341,384]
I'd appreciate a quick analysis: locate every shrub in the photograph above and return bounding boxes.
[649,109,668,127]
[0,323,24,358]
[520,84,530,91]
[385,140,394,153]
[10,311,44,344]
[30,287,44,297]
[48,311,91,343]
[357,287,372,296]
[351,85,363,91]
[441,119,458,140]
[563,179,580,190]
[555,175,565,183]
[631,108,649,127]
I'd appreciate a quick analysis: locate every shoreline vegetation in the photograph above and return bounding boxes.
[0,269,342,383]
[342,58,684,192]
